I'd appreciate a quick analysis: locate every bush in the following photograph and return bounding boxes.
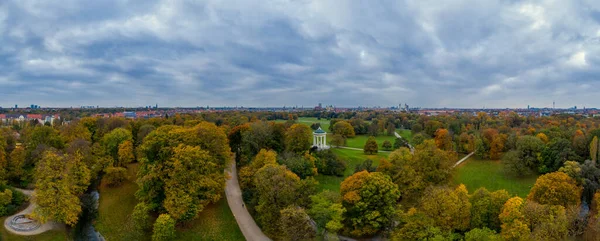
[354,159,377,173]
[382,140,392,151]
[152,214,176,241]
[278,152,317,179]
[0,186,27,216]
[133,202,152,232]
[103,167,127,187]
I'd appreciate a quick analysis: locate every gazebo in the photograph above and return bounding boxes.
[313,127,329,150]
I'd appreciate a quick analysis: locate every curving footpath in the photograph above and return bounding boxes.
[225,162,271,241]
[3,188,64,236]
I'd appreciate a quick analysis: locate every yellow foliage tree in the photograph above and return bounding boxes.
[527,172,581,207]
[499,197,530,241]
[434,128,452,151]
[536,133,549,144]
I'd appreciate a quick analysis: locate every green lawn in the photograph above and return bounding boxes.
[396,129,413,142]
[0,224,68,241]
[96,163,243,241]
[177,198,244,241]
[453,156,538,198]
[315,148,389,192]
[273,117,331,131]
[345,135,397,150]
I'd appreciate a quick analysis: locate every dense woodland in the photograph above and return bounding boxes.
[1,110,600,240]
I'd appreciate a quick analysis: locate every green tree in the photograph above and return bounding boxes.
[101,128,133,163]
[464,228,502,241]
[333,121,355,138]
[280,206,317,241]
[285,124,312,153]
[392,208,446,241]
[152,214,176,241]
[527,172,581,207]
[382,140,392,151]
[278,152,318,179]
[591,136,599,164]
[516,135,545,171]
[393,137,408,150]
[308,191,345,233]
[539,138,580,173]
[253,164,313,239]
[7,147,26,184]
[103,166,127,187]
[411,133,426,146]
[363,136,378,154]
[475,137,486,159]
[523,201,568,240]
[469,188,510,231]
[313,150,346,176]
[331,134,346,147]
[132,202,152,232]
[341,171,400,237]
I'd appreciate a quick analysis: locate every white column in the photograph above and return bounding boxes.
[313,135,316,146]
[324,135,326,147]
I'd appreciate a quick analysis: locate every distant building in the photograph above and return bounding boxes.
[123,112,137,119]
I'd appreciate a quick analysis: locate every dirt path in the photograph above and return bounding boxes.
[225,162,271,241]
[453,152,475,168]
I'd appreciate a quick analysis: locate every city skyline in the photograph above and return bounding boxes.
[1,1,599,108]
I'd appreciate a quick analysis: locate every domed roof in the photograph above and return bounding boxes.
[314,127,326,134]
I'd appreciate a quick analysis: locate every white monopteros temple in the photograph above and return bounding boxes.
[313,127,329,150]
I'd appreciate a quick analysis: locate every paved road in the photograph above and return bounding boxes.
[3,188,65,236]
[225,162,271,241]
[394,131,415,153]
[453,152,475,168]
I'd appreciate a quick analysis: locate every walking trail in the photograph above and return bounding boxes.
[453,152,475,168]
[3,188,64,236]
[225,162,271,241]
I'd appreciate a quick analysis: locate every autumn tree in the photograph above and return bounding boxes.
[523,201,568,240]
[464,228,502,241]
[33,151,91,226]
[7,147,26,184]
[363,136,378,154]
[434,128,452,151]
[499,197,530,241]
[489,134,506,160]
[136,122,231,222]
[117,140,135,167]
[239,149,277,190]
[539,138,580,173]
[572,130,588,158]
[341,171,400,237]
[420,185,471,231]
[308,191,345,234]
[392,208,446,241]
[285,124,312,153]
[280,206,317,241]
[527,172,581,207]
[332,121,355,138]
[536,133,549,144]
[331,134,346,147]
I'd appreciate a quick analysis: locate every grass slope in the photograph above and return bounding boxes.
[453,156,538,198]
[96,163,243,241]
[315,148,389,193]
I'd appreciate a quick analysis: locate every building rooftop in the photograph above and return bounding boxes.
[314,127,326,134]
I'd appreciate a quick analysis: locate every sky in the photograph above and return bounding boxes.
[1,0,599,108]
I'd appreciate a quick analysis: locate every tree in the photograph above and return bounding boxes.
[152,214,176,241]
[354,159,377,173]
[310,123,321,130]
[420,185,471,231]
[412,140,455,185]
[253,164,314,239]
[434,128,452,151]
[285,124,312,153]
[280,206,316,241]
[363,136,378,154]
[132,202,152,232]
[424,120,443,137]
[117,140,135,167]
[278,152,318,179]
[7,147,26,184]
[536,133,549,144]
[539,138,580,174]
[101,128,133,163]
[341,171,400,237]
[516,135,545,171]
[499,197,530,241]
[136,122,231,221]
[411,133,426,146]
[523,201,568,240]
[382,140,392,151]
[313,150,346,176]
[103,166,127,187]
[308,191,345,234]
[331,134,346,147]
[392,208,446,241]
[489,134,506,160]
[386,122,396,136]
[137,124,156,145]
[475,137,486,159]
[572,130,588,158]
[33,151,91,226]
[592,136,599,164]
[393,137,408,150]
[464,228,502,241]
[333,121,355,138]
[469,188,510,231]
[239,149,278,190]
[527,172,581,207]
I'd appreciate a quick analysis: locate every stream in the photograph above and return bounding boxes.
[74,178,105,241]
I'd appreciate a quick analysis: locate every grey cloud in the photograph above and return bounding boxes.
[0,0,599,108]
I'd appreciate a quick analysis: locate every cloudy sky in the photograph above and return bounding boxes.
[1,0,599,108]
